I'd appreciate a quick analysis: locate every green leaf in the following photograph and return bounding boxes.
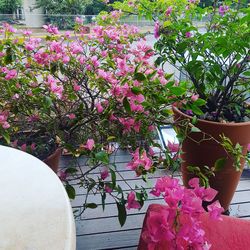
[116,202,127,227]
[110,168,116,189]
[44,96,53,108]
[86,203,98,209]
[190,105,204,115]
[101,192,106,211]
[134,72,146,81]
[135,62,143,73]
[107,136,116,141]
[65,167,78,174]
[123,97,131,113]
[214,157,226,172]
[170,87,186,96]
[95,151,109,164]
[191,126,201,133]
[192,116,198,125]
[243,70,250,76]
[65,184,76,199]
[1,131,10,144]
[193,99,206,106]
[131,87,142,95]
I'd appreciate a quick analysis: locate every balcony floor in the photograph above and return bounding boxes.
[61,152,250,250]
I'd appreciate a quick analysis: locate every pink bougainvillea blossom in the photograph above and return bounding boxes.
[185,31,192,38]
[165,6,173,16]
[219,5,229,16]
[143,176,223,249]
[167,141,179,153]
[126,191,141,210]
[191,94,199,101]
[100,167,109,180]
[43,24,59,35]
[95,102,104,113]
[4,69,17,80]
[67,113,76,120]
[20,144,27,152]
[154,21,160,39]
[83,139,95,151]
[207,200,224,221]
[0,112,10,129]
[104,185,113,193]
[127,148,153,172]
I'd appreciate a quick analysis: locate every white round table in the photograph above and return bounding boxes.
[0,146,76,250]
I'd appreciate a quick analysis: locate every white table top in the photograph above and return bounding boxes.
[0,146,76,250]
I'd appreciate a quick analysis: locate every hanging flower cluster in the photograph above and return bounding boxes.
[142,177,224,249]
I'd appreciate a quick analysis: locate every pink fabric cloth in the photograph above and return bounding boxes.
[138,204,250,250]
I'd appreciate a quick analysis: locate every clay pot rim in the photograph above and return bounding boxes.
[173,106,250,127]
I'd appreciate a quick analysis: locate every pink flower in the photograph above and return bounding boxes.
[91,56,100,68]
[219,5,229,16]
[185,31,192,38]
[21,144,27,152]
[84,139,95,151]
[95,102,104,113]
[154,21,160,39]
[191,94,199,101]
[12,93,19,100]
[126,191,141,210]
[67,113,76,120]
[207,200,224,220]
[75,17,83,24]
[47,75,64,99]
[104,185,113,193]
[73,84,81,91]
[247,144,250,152]
[165,6,173,16]
[167,141,179,153]
[0,112,10,129]
[101,167,109,180]
[5,69,17,80]
[43,24,59,35]
[23,30,32,36]
[188,178,200,188]
[58,170,68,181]
[30,143,36,151]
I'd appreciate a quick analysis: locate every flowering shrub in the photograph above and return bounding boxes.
[142,177,224,249]
[0,13,197,224]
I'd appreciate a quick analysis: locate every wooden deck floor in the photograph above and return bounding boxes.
[61,152,250,250]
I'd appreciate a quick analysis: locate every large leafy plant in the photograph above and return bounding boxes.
[113,0,250,122]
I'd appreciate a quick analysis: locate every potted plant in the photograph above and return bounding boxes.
[113,0,250,212]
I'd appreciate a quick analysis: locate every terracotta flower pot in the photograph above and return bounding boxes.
[173,107,250,211]
[43,148,62,173]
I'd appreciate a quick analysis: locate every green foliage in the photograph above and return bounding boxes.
[114,0,250,123]
[35,0,93,15]
[220,135,246,171]
[0,0,21,14]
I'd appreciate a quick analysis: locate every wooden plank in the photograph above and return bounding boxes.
[76,229,141,250]
[78,198,165,220]
[76,213,145,236]
[230,202,250,217]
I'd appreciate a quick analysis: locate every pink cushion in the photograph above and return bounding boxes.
[138,204,250,250]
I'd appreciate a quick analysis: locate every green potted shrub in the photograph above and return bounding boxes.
[113,0,250,212]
